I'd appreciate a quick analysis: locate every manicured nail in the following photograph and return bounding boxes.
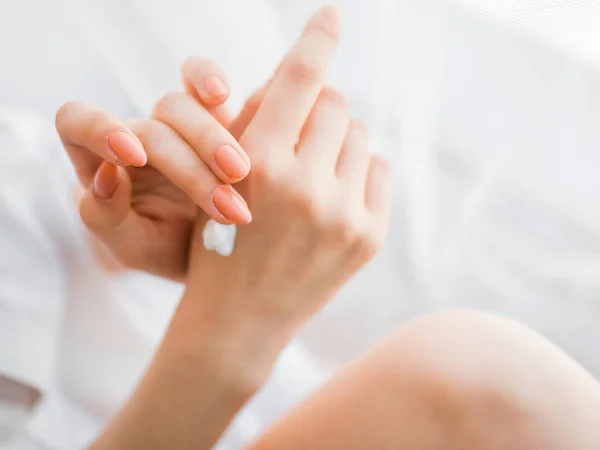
[108,130,147,167]
[204,76,228,101]
[211,186,252,224]
[94,162,118,199]
[214,144,250,180]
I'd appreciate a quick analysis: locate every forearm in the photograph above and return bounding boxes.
[89,282,292,450]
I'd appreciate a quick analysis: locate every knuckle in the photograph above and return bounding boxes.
[245,88,264,111]
[326,215,360,247]
[152,91,186,119]
[251,154,280,185]
[283,58,322,86]
[55,100,79,131]
[182,56,213,75]
[78,206,96,232]
[318,86,349,111]
[180,167,210,197]
[79,198,103,232]
[288,185,325,221]
[356,231,383,259]
[84,112,114,145]
[130,119,165,146]
[192,121,219,146]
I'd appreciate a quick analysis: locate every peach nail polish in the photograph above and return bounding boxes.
[204,76,228,100]
[214,144,250,180]
[94,162,118,199]
[108,130,147,167]
[211,186,252,224]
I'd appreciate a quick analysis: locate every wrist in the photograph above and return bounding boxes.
[172,282,297,395]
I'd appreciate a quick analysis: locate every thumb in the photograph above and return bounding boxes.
[56,101,147,186]
[79,162,139,259]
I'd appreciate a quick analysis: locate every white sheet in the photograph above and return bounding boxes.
[1,0,600,448]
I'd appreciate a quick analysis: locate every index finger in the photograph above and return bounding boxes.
[243,6,340,151]
[55,101,147,185]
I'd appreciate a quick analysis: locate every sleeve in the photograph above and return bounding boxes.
[0,110,68,394]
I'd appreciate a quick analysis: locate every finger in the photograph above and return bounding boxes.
[336,119,370,184]
[365,155,392,217]
[182,57,233,127]
[127,119,252,225]
[228,85,267,140]
[244,6,340,151]
[79,163,156,272]
[296,87,350,173]
[153,92,251,184]
[55,101,147,184]
[79,161,135,240]
[182,57,230,106]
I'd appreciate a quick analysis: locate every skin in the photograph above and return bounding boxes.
[88,6,391,449]
[6,5,599,450]
[55,58,253,281]
[249,309,600,450]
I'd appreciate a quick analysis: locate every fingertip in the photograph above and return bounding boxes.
[210,215,237,226]
[320,4,340,22]
[214,144,251,182]
[181,58,230,106]
[371,153,390,169]
[211,185,252,225]
[200,75,230,106]
[94,161,119,199]
[308,4,341,39]
[81,163,132,233]
[108,130,147,167]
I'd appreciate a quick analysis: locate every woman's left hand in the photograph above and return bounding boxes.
[56,58,254,281]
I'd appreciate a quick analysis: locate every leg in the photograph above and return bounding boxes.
[248,309,600,450]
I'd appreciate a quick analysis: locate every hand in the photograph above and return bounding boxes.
[89,8,391,450]
[184,7,391,338]
[55,59,252,281]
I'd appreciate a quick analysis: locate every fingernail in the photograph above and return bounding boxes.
[204,76,228,101]
[320,5,338,20]
[94,162,118,199]
[211,186,252,224]
[312,5,340,35]
[214,144,250,180]
[108,130,147,167]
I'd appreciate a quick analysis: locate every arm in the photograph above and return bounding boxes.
[89,287,290,449]
[91,6,390,449]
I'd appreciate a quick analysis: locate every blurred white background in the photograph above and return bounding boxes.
[2,0,600,448]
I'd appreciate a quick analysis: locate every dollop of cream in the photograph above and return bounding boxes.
[202,219,236,256]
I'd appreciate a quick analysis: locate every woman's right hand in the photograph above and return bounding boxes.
[89,9,391,450]
[182,6,391,361]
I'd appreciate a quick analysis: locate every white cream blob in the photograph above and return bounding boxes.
[202,219,237,257]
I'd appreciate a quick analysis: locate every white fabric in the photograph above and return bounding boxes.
[2,0,600,448]
[0,111,325,449]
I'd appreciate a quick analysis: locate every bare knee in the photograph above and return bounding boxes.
[368,309,600,449]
